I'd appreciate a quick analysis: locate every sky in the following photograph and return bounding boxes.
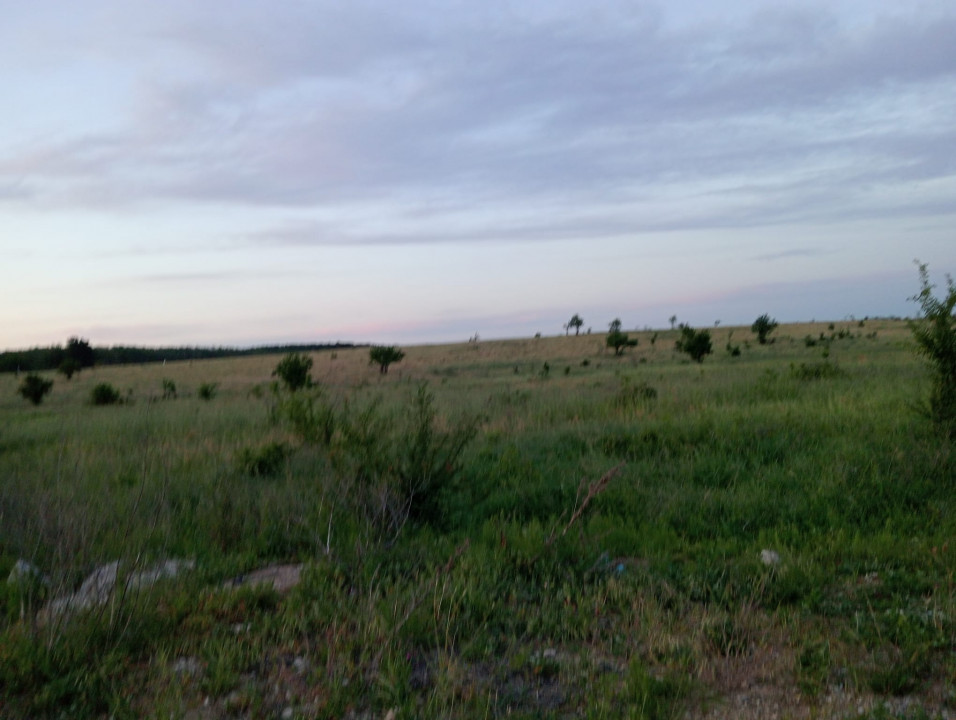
[2,0,955,349]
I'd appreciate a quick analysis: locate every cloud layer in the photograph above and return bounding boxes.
[2,1,955,346]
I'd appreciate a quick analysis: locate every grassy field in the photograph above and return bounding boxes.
[0,320,953,719]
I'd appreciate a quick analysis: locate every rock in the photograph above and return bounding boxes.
[46,561,120,617]
[171,656,203,677]
[224,564,303,594]
[41,558,195,622]
[760,549,781,567]
[128,559,195,590]
[7,559,50,587]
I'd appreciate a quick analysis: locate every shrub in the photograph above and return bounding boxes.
[675,324,713,363]
[57,358,81,380]
[90,383,122,406]
[392,384,480,526]
[272,352,313,392]
[161,378,177,400]
[197,382,218,400]
[909,262,956,438]
[18,374,53,405]
[334,384,480,536]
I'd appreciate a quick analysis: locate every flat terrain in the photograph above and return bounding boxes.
[1,320,953,719]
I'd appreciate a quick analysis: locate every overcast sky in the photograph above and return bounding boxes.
[2,1,955,349]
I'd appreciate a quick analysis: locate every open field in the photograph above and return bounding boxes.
[1,320,953,719]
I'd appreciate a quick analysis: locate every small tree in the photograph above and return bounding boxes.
[273,352,313,391]
[565,314,584,336]
[66,336,95,369]
[18,374,53,405]
[370,345,405,374]
[676,324,713,363]
[909,262,956,438]
[606,319,637,356]
[669,315,678,331]
[751,314,779,344]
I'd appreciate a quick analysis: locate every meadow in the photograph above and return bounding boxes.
[0,320,953,719]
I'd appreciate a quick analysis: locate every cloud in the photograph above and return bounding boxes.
[1,1,954,236]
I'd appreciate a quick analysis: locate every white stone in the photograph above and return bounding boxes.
[8,559,50,586]
[760,549,781,567]
[42,558,195,621]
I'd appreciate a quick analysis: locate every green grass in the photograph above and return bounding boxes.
[0,321,953,718]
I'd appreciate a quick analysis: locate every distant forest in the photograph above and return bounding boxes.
[0,338,358,374]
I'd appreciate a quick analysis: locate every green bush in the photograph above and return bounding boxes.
[675,324,713,363]
[272,352,313,392]
[90,383,122,406]
[910,262,956,438]
[17,374,53,405]
[331,384,480,536]
[57,358,81,380]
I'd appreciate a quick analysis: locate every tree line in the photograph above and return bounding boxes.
[0,338,357,374]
